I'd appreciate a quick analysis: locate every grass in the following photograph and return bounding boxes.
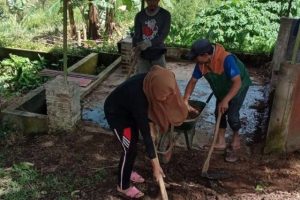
[0,160,108,200]
[0,1,121,54]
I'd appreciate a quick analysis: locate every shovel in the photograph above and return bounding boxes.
[201,111,222,178]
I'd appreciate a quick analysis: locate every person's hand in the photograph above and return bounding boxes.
[137,40,152,51]
[151,158,165,182]
[153,165,165,182]
[184,100,199,115]
[218,99,229,114]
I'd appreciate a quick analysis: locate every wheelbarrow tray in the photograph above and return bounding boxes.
[175,100,206,131]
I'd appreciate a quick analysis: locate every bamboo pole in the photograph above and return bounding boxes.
[63,0,68,82]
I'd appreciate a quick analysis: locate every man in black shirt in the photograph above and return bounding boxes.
[133,0,171,73]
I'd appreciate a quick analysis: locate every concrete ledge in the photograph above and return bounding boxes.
[68,53,98,75]
[1,86,48,134]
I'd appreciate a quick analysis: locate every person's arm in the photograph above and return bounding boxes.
[132,111,165,181]
[218,55,242,114]
[150,11,171,47]
[218,76,241,114]
[183,77,198,113]
[134,112,156,159]
[184,64,202,113]
[183,77,197,103]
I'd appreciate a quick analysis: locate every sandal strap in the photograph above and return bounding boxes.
[130,171,145,183]
[126,186,144,198]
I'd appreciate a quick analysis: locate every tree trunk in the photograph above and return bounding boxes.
[68,0,77,38]
[105,0,116,36]
[88,2,100,40]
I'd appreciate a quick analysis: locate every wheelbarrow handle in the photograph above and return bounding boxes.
[205,92,214,104]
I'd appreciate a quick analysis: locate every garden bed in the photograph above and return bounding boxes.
[1,51,121,135]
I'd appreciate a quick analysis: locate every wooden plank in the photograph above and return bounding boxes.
[65,76,92,87]
[80,56,121,98]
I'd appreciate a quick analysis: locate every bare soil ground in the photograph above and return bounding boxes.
[1,60,300,199]
[1,125,300,200]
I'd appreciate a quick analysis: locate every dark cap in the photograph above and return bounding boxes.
[186,39,213,60]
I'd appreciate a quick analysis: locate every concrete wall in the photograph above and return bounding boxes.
[45,76,81,133]
[265,63,300,153]
[1,87,48,134]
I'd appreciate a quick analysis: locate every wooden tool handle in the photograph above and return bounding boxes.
[126,48,140,79]
[201,112,222,175]
[149,122,169,200]
[158,174,168,200]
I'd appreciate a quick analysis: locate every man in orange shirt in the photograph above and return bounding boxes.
[184,39,252,162]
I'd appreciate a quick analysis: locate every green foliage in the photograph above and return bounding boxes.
[120,0,134,10]
[167,0,282,53]
[196,0,280,53]
[1,0,300,54]
[21,7,61,31]
[0,0,62,51]
[0,162,40,199]
[0,54,46,94]
[257,0,298,16]
[166,0,207,47]
[6,0,27,21]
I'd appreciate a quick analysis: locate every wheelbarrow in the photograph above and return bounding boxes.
[157,93,214,164]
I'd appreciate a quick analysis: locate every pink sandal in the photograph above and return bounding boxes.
[117,186,144,199]
[130,171,145,183]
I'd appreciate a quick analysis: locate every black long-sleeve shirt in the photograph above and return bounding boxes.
[132,7,171,49]
[104,74,156,159]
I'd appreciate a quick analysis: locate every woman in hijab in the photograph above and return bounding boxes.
[104,66,187,198]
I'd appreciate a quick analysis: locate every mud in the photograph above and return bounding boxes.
[82,61,271,150]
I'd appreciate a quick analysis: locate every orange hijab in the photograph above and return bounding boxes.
[143,66,188,133]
